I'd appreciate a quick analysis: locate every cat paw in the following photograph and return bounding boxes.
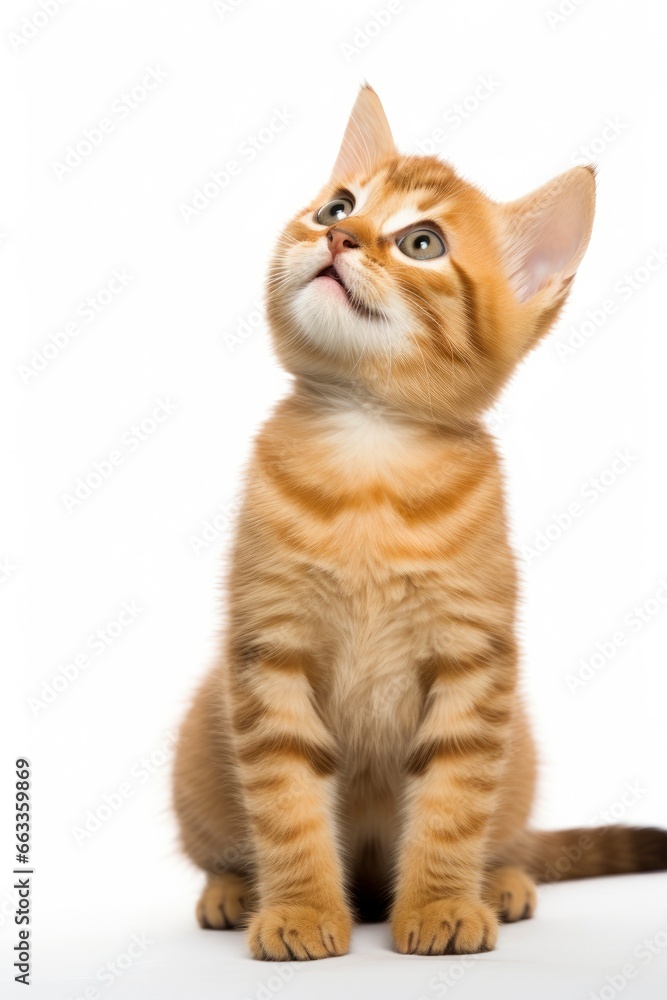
[391,897,497,955]
[196,872,249,929]
[485,866,537,923]
[247,903,352,960]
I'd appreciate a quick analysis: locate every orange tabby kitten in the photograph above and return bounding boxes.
[173,86,666,959]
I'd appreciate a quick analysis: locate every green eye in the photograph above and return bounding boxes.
[397,228,446,260]
[316,196,355,226]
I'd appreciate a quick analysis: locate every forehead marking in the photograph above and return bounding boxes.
[381,205,425,236]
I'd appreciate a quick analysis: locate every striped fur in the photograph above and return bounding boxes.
[172,87,665,960]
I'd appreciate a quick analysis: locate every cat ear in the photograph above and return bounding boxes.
[330,84,395,183]
[500,166,596,305]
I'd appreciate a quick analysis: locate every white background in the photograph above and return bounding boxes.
[2,0,667,997]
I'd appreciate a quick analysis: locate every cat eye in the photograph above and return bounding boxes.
[316,195,355,226]
[397,228,446,261]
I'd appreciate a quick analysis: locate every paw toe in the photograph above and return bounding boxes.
[392,898,498,955]
[196,873,249,929]
[486,867,537,923]
[247,904,351,961]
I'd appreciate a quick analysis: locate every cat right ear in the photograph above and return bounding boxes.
[500,166,596,307]
[330,84,395,184]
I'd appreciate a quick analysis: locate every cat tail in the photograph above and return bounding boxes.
[520,826,667,883]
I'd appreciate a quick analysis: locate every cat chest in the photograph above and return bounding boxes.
[318,601,428,759]
[326,658,423,761]
[259,407,482,572]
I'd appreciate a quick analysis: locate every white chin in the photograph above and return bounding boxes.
[289,282,403,358]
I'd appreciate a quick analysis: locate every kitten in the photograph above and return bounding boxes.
[173,86,667,959]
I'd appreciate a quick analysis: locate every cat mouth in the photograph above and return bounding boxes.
[312,264,380,319]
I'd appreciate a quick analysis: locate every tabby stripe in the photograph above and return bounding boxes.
[230,641,315,676]
[252,811,325,845]
[393,467,490,524]
[237,733,338,775]
[259,443,494,527]
[450,258,484,355]
[426,635,516,677]
[426,811,490,843]
[405,731,505,776]
[450,771,498,793]
[232,694,266,734]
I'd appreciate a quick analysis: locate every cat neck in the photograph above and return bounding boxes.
[292,375,483,440]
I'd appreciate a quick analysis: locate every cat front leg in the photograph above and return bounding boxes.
[391,641,517,955]
[229,642,352,960]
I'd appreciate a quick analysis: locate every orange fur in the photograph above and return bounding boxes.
[172,86,666,960]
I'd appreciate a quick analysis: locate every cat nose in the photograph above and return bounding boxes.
[327,226,359,257]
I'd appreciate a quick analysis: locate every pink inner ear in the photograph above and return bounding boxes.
[522,195,590,298]
[507,167,595,303]
[331,85,395,183]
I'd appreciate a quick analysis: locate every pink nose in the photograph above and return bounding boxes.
[327,227,359,257]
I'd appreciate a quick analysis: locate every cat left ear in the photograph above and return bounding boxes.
[501,166,596,306]
[330,84,395,183]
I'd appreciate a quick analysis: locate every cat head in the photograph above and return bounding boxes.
[266,85,595,427]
